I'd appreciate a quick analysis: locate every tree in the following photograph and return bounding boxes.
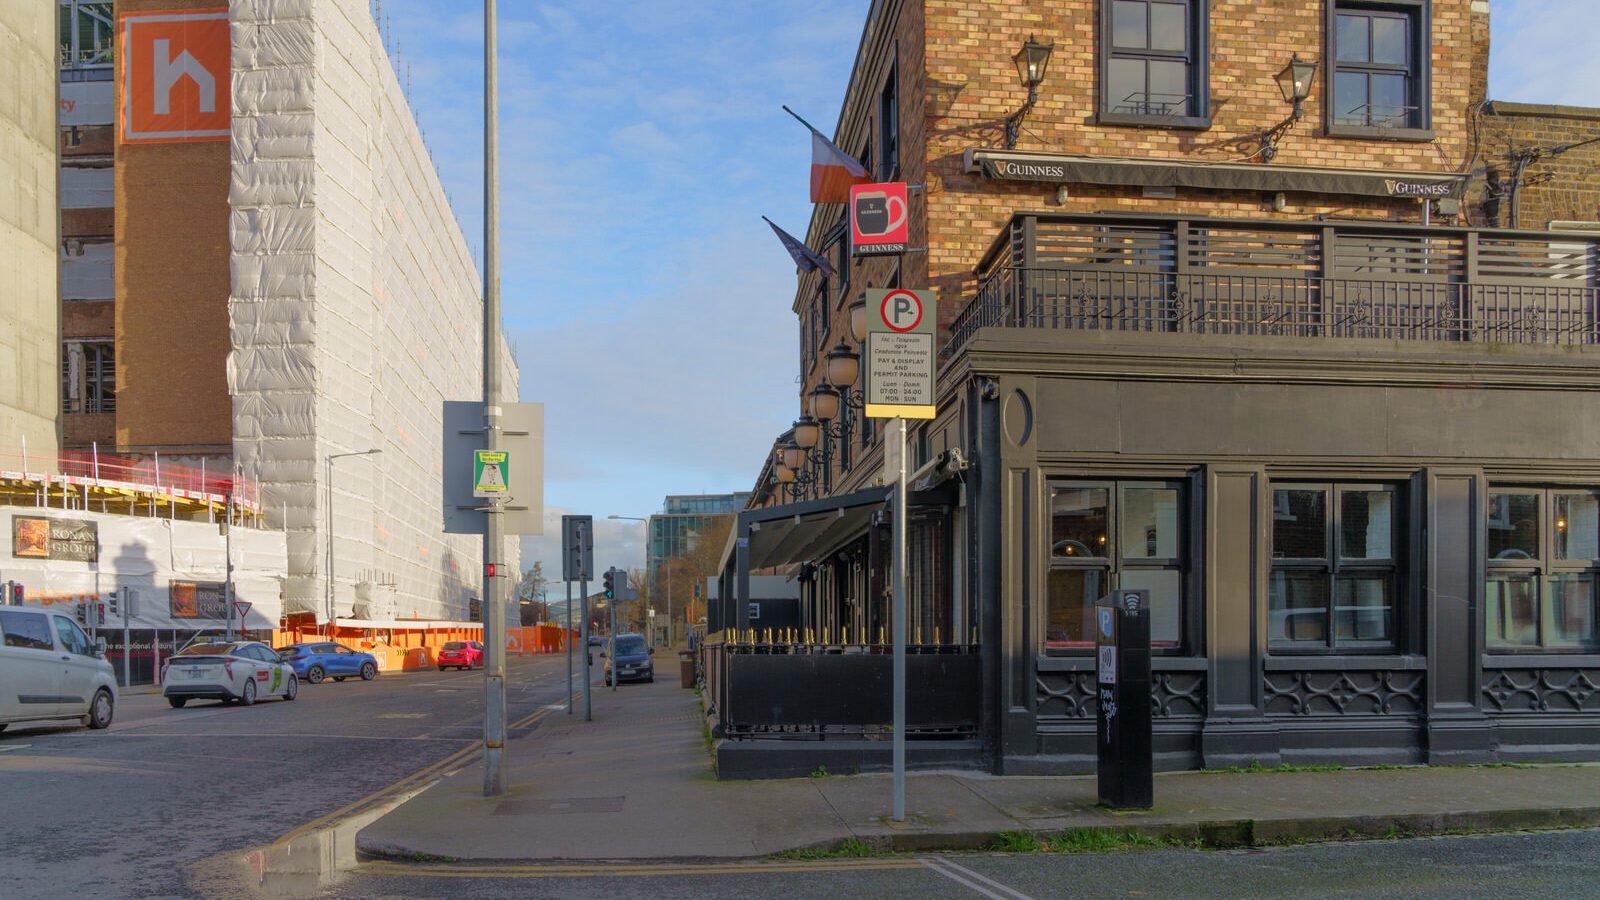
[651,514,733,635]
[516,562,549,626]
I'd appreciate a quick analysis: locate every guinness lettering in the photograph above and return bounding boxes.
[1385,179,1455,197]
[997,161,1067,179]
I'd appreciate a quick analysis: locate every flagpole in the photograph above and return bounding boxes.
[782,105,825,135]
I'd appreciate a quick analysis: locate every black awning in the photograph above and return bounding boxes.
[964,148,1466,199]
[734,485,891,571]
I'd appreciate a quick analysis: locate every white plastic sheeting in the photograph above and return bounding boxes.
[228,0,518,624]
[2,508,287,631]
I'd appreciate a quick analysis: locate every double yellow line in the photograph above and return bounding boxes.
[360,857,928,880]
[271,705,557,848]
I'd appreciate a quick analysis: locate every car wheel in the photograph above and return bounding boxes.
[360,662,377,681]
[241,679,257,706]
[307,665,325,684]
[438,665,446,671]
[334,676,347,682]
[168,697,187,709]
[283,675,298,701]
[86,689,114,729]
[646,676,655,684]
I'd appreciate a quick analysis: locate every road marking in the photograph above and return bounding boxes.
[358,858,929,879]
[923,858,1034,900]
[270,705,557,849]
[0,745,32,752]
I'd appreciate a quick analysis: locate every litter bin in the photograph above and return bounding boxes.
[678,650,695,689]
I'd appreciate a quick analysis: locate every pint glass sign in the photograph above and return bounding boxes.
[850,182,909,256]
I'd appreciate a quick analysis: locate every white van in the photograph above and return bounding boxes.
[0,607,118,732]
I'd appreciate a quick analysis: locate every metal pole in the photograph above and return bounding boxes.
[580,578,591,721]
[565,579,573,714]
[325,454,333,636]
[892,417,907,822]
[122,587,130,688]
[225,492,235,641]
[481,0,508,797]
[609,571,617,692]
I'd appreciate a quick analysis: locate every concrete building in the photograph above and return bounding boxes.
[711,0,1600,779]
[32,0,520,626]
[0,2,60,467]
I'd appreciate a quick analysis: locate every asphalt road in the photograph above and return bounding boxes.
[0,651,585,899]
[335,829,1600,899]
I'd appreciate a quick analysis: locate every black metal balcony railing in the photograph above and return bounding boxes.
[941,215,1600,363]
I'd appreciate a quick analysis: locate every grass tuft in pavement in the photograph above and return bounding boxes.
[1044,828,1184,853]
[775,837,880,859]
[808,765,830,779]
[988,831,1043,853]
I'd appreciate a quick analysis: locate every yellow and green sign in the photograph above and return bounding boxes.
[473,450,509,498]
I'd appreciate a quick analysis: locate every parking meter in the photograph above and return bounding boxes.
[1096,588,1152,809]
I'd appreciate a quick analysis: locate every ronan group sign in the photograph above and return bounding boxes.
[863,288,937,420]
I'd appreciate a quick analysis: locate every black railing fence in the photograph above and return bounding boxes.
[943,215,1600,361]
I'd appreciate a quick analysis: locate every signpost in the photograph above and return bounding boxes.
[1096,589,1153,809]
[862,287,939,823]
[562,515,593,717]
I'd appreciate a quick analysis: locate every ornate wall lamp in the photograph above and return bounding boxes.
[1005,35,1054,149]
[1261,54,1318,162]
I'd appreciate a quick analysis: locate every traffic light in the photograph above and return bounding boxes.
[602,568,616,600]
[75,603,87,625]
[97,603,106,626]
[3,581,21,605]
[107,589,119,617]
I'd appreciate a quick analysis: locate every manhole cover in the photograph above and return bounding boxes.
[494,796,625,816]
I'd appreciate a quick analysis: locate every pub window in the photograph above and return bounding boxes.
[879,60,900,179]
[1329,1,1430,134]
[1269,484,1400,652]
[1045,481,1186,653]
[1100,0,1210,128]
[1486,488,1600,652]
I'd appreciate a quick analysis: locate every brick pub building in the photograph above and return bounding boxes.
[706,0,1600,778]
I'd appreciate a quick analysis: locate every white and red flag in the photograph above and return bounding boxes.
[786,106,869,204]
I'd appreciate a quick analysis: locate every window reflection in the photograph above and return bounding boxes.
[1052,488,1108,559]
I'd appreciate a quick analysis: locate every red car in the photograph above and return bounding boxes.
[437,640,484,671]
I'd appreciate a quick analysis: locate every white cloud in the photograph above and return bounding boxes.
[520,505,646,587]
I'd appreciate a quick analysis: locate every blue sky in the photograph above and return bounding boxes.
[378,0,1600,584]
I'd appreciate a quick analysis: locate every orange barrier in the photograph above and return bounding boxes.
[507,624,574,656]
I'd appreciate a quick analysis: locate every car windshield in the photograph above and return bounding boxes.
[614,637,648,656]
[178,644,240,656]
[444,642,467,650]
[278,646,302,655]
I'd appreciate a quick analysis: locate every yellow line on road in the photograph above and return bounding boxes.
[271,706,557,848]
[359,858,928,879]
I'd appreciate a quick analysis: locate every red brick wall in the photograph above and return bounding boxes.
[1475,103,1600,229]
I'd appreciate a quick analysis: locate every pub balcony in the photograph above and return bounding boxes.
[941,213,1600,363]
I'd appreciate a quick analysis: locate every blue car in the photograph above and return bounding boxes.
[275,641,379,685]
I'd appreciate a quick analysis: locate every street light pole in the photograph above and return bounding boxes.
[482,0,509,798]
[325,449,382,639]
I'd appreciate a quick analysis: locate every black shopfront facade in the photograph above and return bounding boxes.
[709,214,1600,778]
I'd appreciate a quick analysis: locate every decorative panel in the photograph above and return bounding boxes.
[1036,669,1206,720]
[1481,668,1600,713]
[1263,669,1424,716]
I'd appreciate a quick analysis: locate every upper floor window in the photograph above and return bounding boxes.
[879,61,900,179]
[62,339,115,414]
[1328,0,1431,138]
[1100,0,1210,129]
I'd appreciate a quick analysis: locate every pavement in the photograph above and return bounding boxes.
[356,661,1600,863]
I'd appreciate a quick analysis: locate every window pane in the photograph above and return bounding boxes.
[1334,575,1393,645]
[1107,57,1145,113]
[1554,493,1600,560]
[1149,60,1190,115]
[1112,0,1147,49]
[1045,569,1105,648]
[1336,14,1370,62]
[1488,493,1540,560]
[1149,2,1186,52]
[1273,489,1327,559]
[1121,568,1181,646]
[1121,487,1180,559]
[1486,574,1539,648]
[1340,490,1393,560]
[1546,574,1597,649]
[1334,71,1367,124]
[1270,570,1329,645]
[1052,487,1109,559]
[1369,73,1409,126]
[1371,15,1407,66]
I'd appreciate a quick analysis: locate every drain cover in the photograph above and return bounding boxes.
[494,796,625,816]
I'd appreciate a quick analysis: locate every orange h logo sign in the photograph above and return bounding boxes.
[120,9,230,144]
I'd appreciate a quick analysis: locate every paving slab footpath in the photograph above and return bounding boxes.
[356,671,1600,862]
